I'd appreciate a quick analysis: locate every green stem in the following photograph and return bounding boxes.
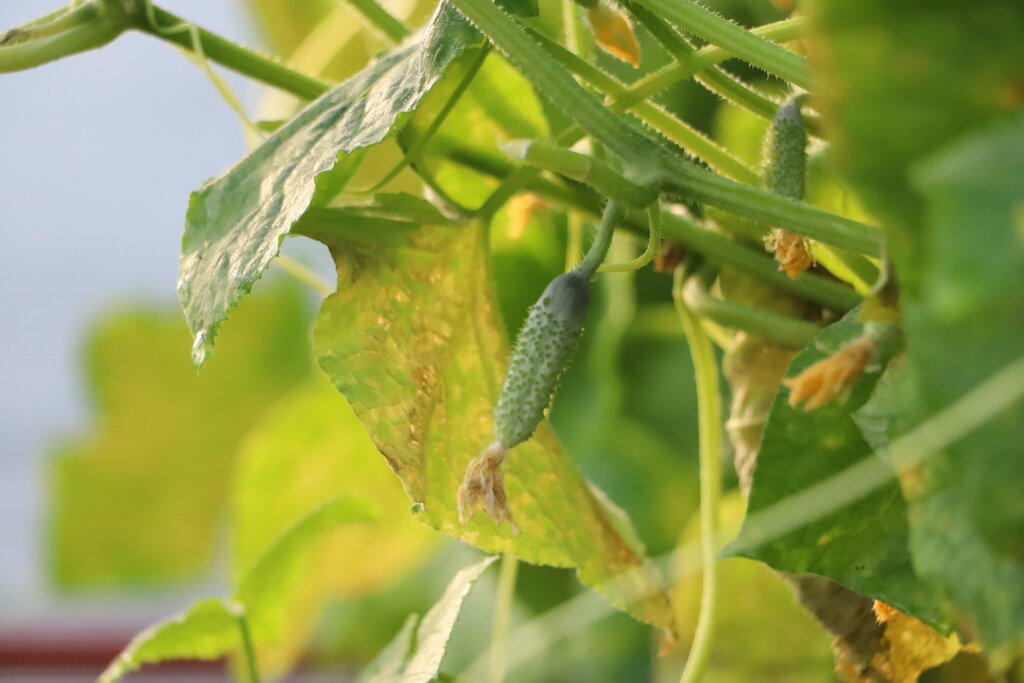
[631,0,810,87]
[672,267,722,683]
[619,17,806,109]
[450,0,881,255]
[136,4,330,100]
[367,45,491,192]
[524,27,758,183]
[447,146,862,311]
[600,203,661,272]
[345,0,411,43]
[683,277,820,348]
[0,1,127,73]
[488,554,519,683]
[623,2,806,133]
[577,201,625,278]
[235,611,261,683]
[503,139,655,207]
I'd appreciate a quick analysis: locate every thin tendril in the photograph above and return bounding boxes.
[599,203,661,272]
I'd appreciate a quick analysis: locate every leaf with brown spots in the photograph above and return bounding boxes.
[314,221,675,635]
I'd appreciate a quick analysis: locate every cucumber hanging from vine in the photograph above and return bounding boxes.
[458,202,625,532]
[763,94,813,278]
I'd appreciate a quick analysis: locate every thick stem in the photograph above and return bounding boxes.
[135,4,330,100]
[235,611,261,683]
[629,0,810,87]
[673,268,723,683]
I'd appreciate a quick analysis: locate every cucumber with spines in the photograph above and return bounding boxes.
[764,94,808,201]
[494,270,591,447]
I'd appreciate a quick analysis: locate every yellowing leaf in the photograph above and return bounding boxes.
[231,377,440,675]
[50,286,311,587]
[836,602,965,683]
[314,221,676,634]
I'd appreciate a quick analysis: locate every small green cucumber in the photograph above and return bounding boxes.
[493,270,591,447]
[763,94,807,201]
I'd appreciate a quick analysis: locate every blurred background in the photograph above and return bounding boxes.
[0,0,841,680]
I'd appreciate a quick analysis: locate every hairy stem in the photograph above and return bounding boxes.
[629,0,810,87]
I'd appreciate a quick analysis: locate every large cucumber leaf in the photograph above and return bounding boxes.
[179,0,480,365]
[314,221,676,634]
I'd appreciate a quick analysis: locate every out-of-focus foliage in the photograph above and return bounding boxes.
[50,285,311,587]
[230,377,439,676]
[99,496,378,682]
[809,0,1024,663]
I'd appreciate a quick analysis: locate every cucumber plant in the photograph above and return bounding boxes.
[5,0,1023,681]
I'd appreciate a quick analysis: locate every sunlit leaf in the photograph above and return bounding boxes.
[100,495,377,682]
[314,221,676,634]
[50,286,311,587]
[231,378,440,675]
[179,1,482,365]
[724,309,946,629]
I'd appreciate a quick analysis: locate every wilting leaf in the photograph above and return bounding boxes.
[179,1,482,365]
[314,221,676,633]
[100,496,377,682]
[231,378,439,675]
[50,286,311,587]
[724,310,946,629]
[358,556,497,683]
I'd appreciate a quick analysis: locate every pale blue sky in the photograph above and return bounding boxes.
[0,0,301,609]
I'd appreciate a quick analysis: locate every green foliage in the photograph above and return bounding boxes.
[724,310,947,629]
[179,1,481,365]
[230,377,439,675]
[51,286,311,587]
[100,496,378,682]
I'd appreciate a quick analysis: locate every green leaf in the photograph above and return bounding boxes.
[100,495,378,682]
[357,556,497,683]
[314,222,676,634]
[897,114,1024,661]
[50,286,311,587]
[99,598,242,683]
[231,378,439,675]
[179,1,481,366]
[724,309,947,630]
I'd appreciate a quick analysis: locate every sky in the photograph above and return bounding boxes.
[0,0,318,610]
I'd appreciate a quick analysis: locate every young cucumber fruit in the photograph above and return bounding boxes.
[494,270,591,447]
[763,94,807,201]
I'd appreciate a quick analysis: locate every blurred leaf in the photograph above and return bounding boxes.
[314,221,676,634]
[358,556,497,683]
[231,378,439,675]
[179,1,482,365]
[844,117,1024,665]
[805,0,1024,293]
[100,496,378,682]
[245,0,336,58]
[724,310,946,630]
[848,601,964,683]
[50,286,311,587]
[668,493,835,682]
